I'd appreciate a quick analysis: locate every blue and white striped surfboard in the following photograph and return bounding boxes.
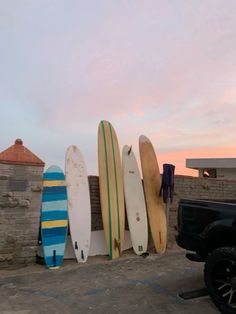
[41,165,68,269]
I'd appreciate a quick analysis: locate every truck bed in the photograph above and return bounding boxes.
[176,198,236,258]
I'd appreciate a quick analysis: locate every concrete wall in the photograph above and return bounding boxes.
[0,164,43,268]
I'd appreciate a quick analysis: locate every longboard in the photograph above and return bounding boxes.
[122,145,148,255]
[65,145,91,263]
[98,120,125,259]
[41,165,68,269]
[139,135,167,253]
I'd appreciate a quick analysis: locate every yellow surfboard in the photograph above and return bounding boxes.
[98,120,125,259]
[139,135,167,253]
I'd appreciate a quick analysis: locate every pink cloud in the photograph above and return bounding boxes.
[1,1,236,176]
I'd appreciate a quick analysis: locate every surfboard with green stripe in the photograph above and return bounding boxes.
[98,120,125,259]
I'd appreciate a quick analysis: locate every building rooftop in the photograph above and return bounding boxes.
[0,139,45,166]
[186,158,236,169]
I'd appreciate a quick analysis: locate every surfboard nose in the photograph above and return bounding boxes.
[139,135,150,143]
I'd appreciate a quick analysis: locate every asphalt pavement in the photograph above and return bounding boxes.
[0,248,219,314]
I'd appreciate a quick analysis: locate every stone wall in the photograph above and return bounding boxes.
[1,172,236,268]
[0,164,43,268]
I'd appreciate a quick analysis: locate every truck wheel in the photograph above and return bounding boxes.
[204,247,236,314]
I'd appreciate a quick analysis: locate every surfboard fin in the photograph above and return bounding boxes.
[75,241,78,250]
[114,238,121,255]
[128,145,132,155]
[53,250,56,266]
[81,250,84,260]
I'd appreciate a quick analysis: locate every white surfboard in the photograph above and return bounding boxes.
[65,145,91,263]
[122,145,148,255]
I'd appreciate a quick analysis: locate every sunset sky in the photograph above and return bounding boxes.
[0,1,236,176]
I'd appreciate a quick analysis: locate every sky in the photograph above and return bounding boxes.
[0,0,236,176]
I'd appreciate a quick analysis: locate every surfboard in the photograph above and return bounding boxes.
[98,120,125,259]
[122,145,148,255]
[41,165,68,269]
[37,230,132,259]
[139,135,167,254]
[65,145,91,263]
[89,230,132,256]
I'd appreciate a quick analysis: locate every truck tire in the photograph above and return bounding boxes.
[204,247,236,314]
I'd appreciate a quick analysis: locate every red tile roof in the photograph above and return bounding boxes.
[0,139,45,166]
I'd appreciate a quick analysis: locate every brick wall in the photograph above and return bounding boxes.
[88,176,103,231]
[88,175,129,231]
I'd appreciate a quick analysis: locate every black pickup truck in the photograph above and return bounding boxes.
[176,199,236,314]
